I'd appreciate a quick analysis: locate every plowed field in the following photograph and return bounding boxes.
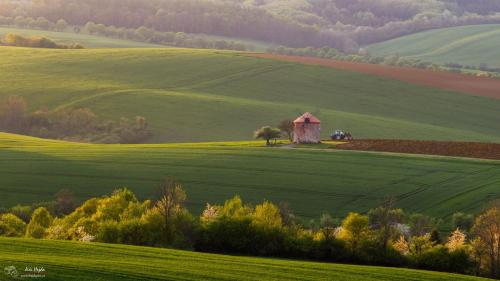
[336,139,500,160]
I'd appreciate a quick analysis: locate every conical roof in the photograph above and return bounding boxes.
[293,112,320,124]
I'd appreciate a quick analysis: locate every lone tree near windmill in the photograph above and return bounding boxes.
[254,126,281,146]
[278,119,294,142]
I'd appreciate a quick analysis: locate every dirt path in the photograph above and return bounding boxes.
[335,139,500,160]
[249,54,500,100]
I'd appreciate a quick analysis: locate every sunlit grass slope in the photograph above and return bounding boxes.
[0,47,499,143]
[1,133,499,221]
[0,27,165,48]
[367,24,500,68]
[0,238,491,281]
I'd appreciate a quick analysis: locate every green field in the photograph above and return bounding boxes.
[1,133,499,222]
[0,27,165,48]
[366,24,500,68]
[0,47,499,143]
[0,238,490,281]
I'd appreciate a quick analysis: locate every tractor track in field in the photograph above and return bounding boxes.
[248,53,500,99]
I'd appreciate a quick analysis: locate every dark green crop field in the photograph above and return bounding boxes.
[1,133,499,221]
[367,24,500,68]
[0,47,499,143]
[0,238,492,281]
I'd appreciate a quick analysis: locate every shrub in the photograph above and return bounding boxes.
[25,207,53,238]
[0,213,26,237]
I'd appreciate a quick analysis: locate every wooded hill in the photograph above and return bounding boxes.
[3,0,500,51]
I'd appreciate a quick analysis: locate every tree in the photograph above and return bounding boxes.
[446,229,466,252]
[409,233,434,257]
[393,235,409,255]
[278,202,296,227]
[254,126,281,146]
[219,196,252,219]
[253,201,282,229]
[409,213,438,237]
[35,17,50,30]
[156,177,187,244]
[55,19,68,31]
[0,95,27,133]
[278,119,294,142]
[452,212,475,233]
[339,212,371,254]
[25,207,53,238]
[55,189,76,216]
[319,213,338,241]
[472,207,500,278]
[0,213,26,237]
[368,197,404,249]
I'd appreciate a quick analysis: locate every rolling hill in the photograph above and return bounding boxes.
[366,24,500,68]
[0,27,165,48]
[0,238,490,281]
[1,132,499,222]
[0,47,499,143]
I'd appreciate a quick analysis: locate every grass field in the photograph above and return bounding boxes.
[1,133,499,223]
[366,24,500,68]
[0,27,165,48]
[0,238,491,281]
[0,47,499,143]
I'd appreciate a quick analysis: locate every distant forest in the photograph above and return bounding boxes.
[2,0,500,52]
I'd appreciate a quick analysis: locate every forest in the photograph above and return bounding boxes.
[3,0,500,52]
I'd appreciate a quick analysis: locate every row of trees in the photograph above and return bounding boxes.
[1,33,84,49]
[267,46,500,78]
[2,179,500,278]
[0,96,151,143]
[0,15,255,51]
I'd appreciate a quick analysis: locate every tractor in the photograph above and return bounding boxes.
[331,130,353,140]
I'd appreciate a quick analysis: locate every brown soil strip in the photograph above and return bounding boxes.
[335,139,500,160]
[248,54,500,100]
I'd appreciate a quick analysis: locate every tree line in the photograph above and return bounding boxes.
[0,96,151,143]
[0,15,254,51]
[1,33,84,49]
[2,178,500,279]
[267,46,500,78]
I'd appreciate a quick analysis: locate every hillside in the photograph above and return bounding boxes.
[367,25,500,68]
[1,47,500,143]
[1,132,499,222]
[4,0,500,50]
[0,27,165,48]
[0,238,490,281]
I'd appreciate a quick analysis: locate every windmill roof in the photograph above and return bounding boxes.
[293,112,320,124]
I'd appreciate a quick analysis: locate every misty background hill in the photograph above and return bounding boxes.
[2,0,500,52]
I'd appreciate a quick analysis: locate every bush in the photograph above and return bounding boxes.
[118,218,148,245]
[25,207,53,238]
[0,96,153,143]
[0,213,26,237]
[96,220,120,243]
[413,245,474,274]
[2,33,83,49]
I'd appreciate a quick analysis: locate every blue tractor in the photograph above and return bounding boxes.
[331,130,353,140]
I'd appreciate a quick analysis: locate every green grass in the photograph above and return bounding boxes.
[366,24,500,68]
[1,133,499,222]
[0,27,165,48]
[0,47,499,143]
[0,238,491,281]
